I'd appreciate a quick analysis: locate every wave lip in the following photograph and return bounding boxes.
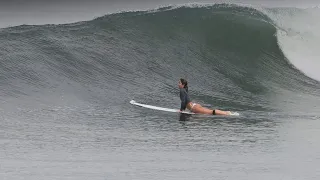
[261,7,320,82]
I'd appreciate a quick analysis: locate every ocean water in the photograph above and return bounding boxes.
[0,1,320,180]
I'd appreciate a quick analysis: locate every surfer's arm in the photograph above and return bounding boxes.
[180,101,186,111]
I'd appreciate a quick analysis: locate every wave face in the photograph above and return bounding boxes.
[0,4,319,115]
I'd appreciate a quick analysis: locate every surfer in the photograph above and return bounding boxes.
[178,78,232,115]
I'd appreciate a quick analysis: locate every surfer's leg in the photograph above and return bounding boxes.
[191,104,231,115]
[213,109,231,115]
[192,105,217,114]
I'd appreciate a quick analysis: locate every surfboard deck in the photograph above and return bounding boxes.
[130,100,195,114]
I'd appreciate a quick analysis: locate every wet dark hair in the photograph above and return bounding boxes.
[180,78,188,92]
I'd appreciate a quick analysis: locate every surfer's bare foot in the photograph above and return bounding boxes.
[228,111,240,116]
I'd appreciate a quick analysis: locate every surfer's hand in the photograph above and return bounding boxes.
[178,110,182,113]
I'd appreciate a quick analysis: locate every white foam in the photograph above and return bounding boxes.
[262,7,320,82]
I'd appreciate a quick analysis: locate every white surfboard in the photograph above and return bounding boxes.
[130,100,240,116]
[130,100,195,114]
